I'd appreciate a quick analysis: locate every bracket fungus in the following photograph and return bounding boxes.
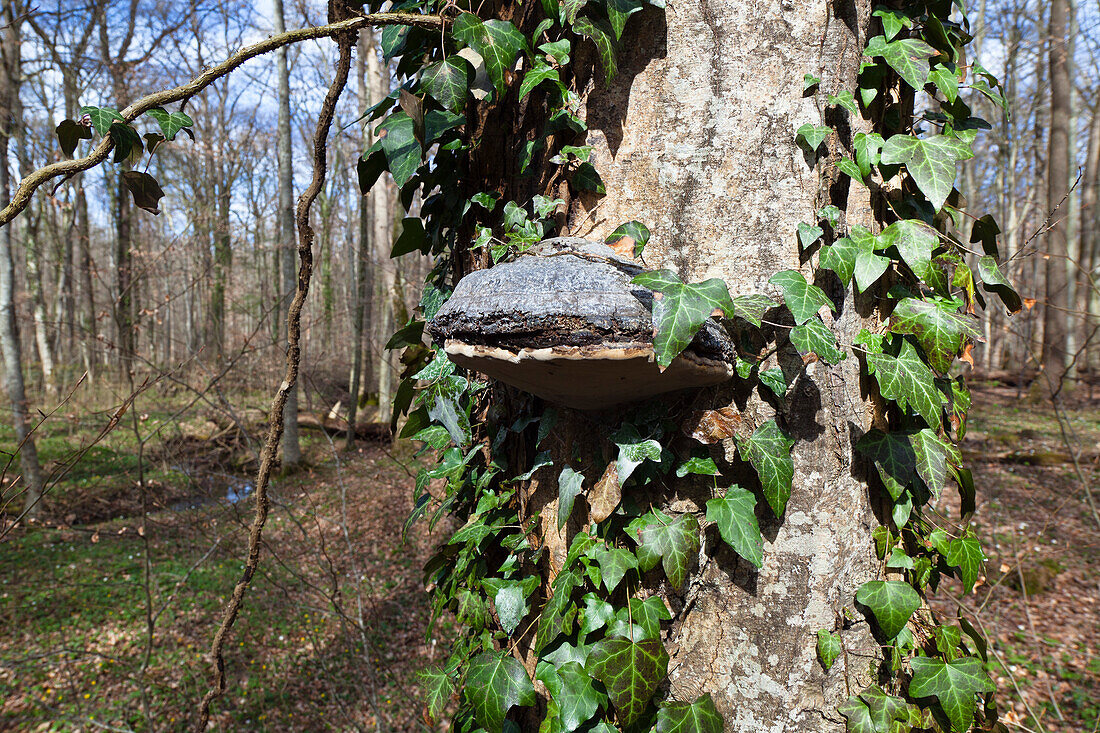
[427,237,735,409]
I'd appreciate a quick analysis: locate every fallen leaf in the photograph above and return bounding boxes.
[588,462,621,523]
[607,235,635,258]
[683,407,742,444]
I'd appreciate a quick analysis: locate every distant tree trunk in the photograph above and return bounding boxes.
[0,0,45,514]
[1044,0,1071,390]
[210,168,232,361]
[22,215,56,396]
[275,0,301,466]
[368,39,394,424]
[1082,103,1100,376]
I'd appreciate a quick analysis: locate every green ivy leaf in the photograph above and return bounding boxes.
[856,429,916,500]
[930,65,959,103]
[945,534,984,593]
[629,509,700,590]
[655,693,724,733]
[816,629,841,670]
[759,367,787,398]
[854,580,920,640]
[839,685,913,733]
[769,270,834,325]
[376,112,422,188]
[911,428,951,497]
[853,132,884,179]
[521,59,563,100]
[676,455,719,477]
[873,8,912,40]
[909,657,995,732]
[888,298,981,374]
[579,593,615,635]
[730,293,775,327]
[977,256,1022,313]
[572,17,617,83]
[572,161,606,193]
[420,667,454,722]
[79,105,124,136]
[706,486,763,568]
[819,237,859,286]
[865,37,937,91]
[55,119,92,157]
[827,90,859,115]
[489,577,538,635]
[615,434,663,485]
[357,143,386,194]
[606,220,651,258]
[795,123,831,153]
[591,545,639,593]
[452,14,526,94]
[867,340,943,429]
[466,651,537,730]
[421,57,470,113]
[880,219,938,281]
[586,638,669,727]
[632,269,734,368]
[879,134,973,211]
[790,316,845,364]
[537,661,603,731]
[606,0,643,40]
[735,420,795,517]
[969,213,1001,256]
[109,123,143,165]
[836,157,865,184]
[557,466,585,530]
[803,73,821,91]
[798,222,824,248]
[392,216,428,257]
[615,597,671,642]
[145,107,194,141]
[540,39,571,65]
[537,569,581,652]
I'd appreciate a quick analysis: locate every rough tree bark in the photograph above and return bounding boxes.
[471,3,884,728]
[1043,0,1071,388]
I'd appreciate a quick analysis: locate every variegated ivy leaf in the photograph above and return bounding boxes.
[790,316,846,364]
[483,576,539,635]
[854,579,920,640]
[675,455,719,477]
[632,269,735,368]
[572,16,617,83]
[888,297,982,374]
[909,657,995,732]
[655,694,724,733]
[880,219,939,281]
[798,222,824,248]
[79,105,124,136]
[879,133,973,211]
[421,57,470,113]
[520,59,563,100]
[145,107,194,141]
[864,36,937,91]
[607,0,643,40]
[735,419,795,517]
[451,13,526,95]
[376,111,421,188]
[586,638,669,727]
[911,428,952,497]
[419,667,454,723]
[536,661,602,731]
[606,220,651,258]
[839,685,915,733]
[769,270,834,325]
[628,508,700,591]
[613,425,663,484]
[590,545,639,593]
[796,123,831,152]
[945,533,985,593]
[557,466,585,530]
[536,568,581,652]
[816,629,841,670]
[855,429,916,500]
[705,486,763,568]
[853,132,884,179]
[465,651,537,730]
[977,255,1022,313]
[866,340,944,429]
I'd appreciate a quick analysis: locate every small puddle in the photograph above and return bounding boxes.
[168,464,254,511]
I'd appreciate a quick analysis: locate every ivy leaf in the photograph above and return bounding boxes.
[729,293,774,327]
[798,222,824,248]
[836,157,865,184]
[120,171,165,215]
[424,110,464,145]
[145,107,194,141]
[867,340,943,429]
[675,455,719,477]
[803,73,821,91]
[769,270,833,325]
[854,580,920,640]
[632,269,734,368]
[540,39,571,65]
[853,132,884,179]
[889,298,982,374]
[790,316,845,365]
[856,429,916,500]
[420,667,454,723]
[816,629,841,670]
[376,112,422,188]
[880,219,938,281]
[853,230,890,293]
[706,486,764,568]
[945,534,984,593]
[55,119,92,157]
[759,367,787,398]
[79,105,124,136]
[615,597,671,642]
[421,57,470,113]
[909,657,995,732]
[819,237,859,285]
[969,213,1001,256]
[586,638,669,727]
[606,220,650,258]
[557,466,585,530]
[796,123,831,153]
[109,123,143,165]
[452,14,526,94]
[735,420,795,517]
[579,593,615,635]
[521,59,563,100]
[591,545,639,593]
[572,161,606,193]
[977,256,1022,313]
[827,90,859,115]
[537,661,602,732]
[873,8,912,40]
[655,694,724,733]
[606,0,643,40]
[572,17,617,83]
[490,578,537,635]
[392,216,428,257]
[930,65,959,103]
[615,434,662,485]
[910,429,952,499]
[865,37,937,91]
[357,143,386,194]
[537,569,581,652]
[629,509,700,590]
[466,651,537,730]
[880,134,973,211]
[840,686,914,733]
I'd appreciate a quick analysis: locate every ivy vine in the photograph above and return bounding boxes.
[361,0,1021,731]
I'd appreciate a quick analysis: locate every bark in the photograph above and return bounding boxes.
[368,37,394,423]
[0,0,46,514]
[1043,0,1071,388]
[275,0,301,466]
[500,3,882,727]
[1082,103,1100,374]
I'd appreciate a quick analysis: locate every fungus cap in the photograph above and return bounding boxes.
[427,238,735,409]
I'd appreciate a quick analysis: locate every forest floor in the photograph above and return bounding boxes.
[0,383,1096,732]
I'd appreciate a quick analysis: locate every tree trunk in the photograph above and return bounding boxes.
[275,0,301,466]
[0,0,45,514]
[1082,103,1100,375]
[1043,0,1071,390]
